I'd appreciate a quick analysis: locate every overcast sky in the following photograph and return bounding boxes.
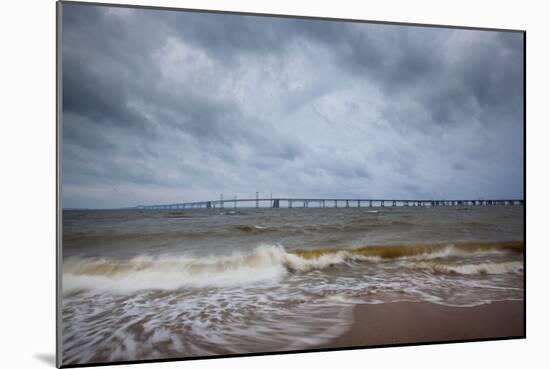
[62,3,524,209]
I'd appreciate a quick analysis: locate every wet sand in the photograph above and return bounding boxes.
[315,300,524,349]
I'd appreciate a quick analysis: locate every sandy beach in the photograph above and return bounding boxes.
[315,300,524,350]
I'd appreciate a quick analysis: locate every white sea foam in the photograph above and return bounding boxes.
[444,261,524,275]
[63,244,290,294]
[412,261,524,275]
[63,243,523,294]
[62,244,367,294]
[62,285,354,364]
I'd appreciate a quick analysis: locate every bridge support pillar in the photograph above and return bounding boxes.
[273,199,280,208]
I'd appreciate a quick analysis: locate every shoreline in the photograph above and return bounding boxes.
[314,300,524,350]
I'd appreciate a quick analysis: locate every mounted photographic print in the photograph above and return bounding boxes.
[57,1,525,367]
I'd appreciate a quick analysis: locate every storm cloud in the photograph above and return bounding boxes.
[61,3,524,209]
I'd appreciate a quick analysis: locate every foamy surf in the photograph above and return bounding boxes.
[63,245,289,293]
[413,261,524,275]
[63,241,523,294]
[62,285,354,364]
[62,243,360,293]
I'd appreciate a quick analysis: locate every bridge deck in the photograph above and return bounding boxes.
[136,198,524,209]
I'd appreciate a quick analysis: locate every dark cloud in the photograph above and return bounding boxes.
[61,3,524,208]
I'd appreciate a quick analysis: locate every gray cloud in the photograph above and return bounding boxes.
[61,3,524,208]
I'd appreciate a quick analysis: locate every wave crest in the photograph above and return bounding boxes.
[414,261,524,275]
[63,241,523,293]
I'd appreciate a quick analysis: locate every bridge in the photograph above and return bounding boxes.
[136,197,524,210]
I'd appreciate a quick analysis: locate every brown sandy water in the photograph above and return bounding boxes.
[61,206,524,365]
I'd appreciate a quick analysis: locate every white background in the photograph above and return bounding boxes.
[0,0,547,368]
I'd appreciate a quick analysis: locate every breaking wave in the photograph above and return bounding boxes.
[413,261,524,275]
[63,241,523,294]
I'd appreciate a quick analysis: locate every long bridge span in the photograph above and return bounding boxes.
[136,198,524,210]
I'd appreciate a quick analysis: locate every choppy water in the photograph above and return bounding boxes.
[61,206,524,365]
